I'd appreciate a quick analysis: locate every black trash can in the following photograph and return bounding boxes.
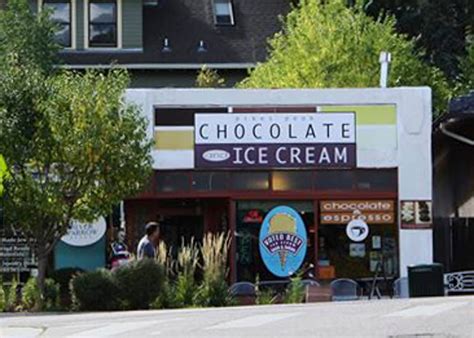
[408,263,444,297]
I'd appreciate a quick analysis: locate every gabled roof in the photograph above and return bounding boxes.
[60,0,290,68]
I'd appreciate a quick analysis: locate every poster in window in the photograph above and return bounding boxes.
[349,243,366,257]
[401,201,432,229]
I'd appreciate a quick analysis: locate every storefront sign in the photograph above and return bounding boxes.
[259,206,307,277]
[346,219,369,242]
[195,113,356,169]
[0,235,36,273]
[401,201,432,229]
[61,217,107,247]
[320,200,395,224]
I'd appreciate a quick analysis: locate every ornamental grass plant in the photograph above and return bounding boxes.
[174,237,199,308]
[195,232,231,307]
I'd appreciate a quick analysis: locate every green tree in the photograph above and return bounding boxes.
[1,69,152,302]
[239,0,450,115]
[0,0,153,301]
[195,65,225,88]
[458,36,474,93]
[364,0,473,80]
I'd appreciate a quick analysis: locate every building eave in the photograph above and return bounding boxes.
[58,63,257,70]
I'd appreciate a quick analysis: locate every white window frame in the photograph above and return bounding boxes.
[38,0,77,49]
[213,0,234,26]
[84,0,122,49]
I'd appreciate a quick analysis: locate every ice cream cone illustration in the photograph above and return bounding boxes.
[269,213,296,270]
[278,251,287,269]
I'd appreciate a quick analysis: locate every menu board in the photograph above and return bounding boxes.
[0,235,36,273]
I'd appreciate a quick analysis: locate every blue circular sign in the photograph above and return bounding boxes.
[259,206,307,277]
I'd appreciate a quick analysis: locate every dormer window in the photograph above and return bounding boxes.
[213,0,234,26]
[89,0,117,47]
[43,0,71,47]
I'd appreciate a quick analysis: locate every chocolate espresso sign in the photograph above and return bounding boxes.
[195,113,356,169]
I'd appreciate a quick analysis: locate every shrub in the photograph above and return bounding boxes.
[173,238,199,308]
[195,232,231,307]
[256,276,276,305]
[5,278,19,312]
[114,259,165,310]
[43,278,61,311]
[0,280,5,312]
[256,288,276,305]
[22,277,61,311]
[283,275,305,304]
[70,269,119,311]
[50,268,84,309]
[22,277,41,311]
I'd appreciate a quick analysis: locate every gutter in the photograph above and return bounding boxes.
[58,63,257,70]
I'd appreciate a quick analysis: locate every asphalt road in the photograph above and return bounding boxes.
[1,296,473,337]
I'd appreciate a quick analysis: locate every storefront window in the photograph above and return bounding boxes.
[314,171,353,190]
[156,172,190,192]
[192,172,229,191]
[318,199,399,280]
[272,171,312,191]
[231,172,270,190]
[354,170,397,191]
[236,201,314,282]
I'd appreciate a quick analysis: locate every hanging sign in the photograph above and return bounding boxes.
[61,217,107,247]
[346,219,369,242]
[320,200,395,224]
[195,113,356,169]
[259,206,307,277]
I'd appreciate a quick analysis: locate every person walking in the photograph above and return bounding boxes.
[137,221,160,259]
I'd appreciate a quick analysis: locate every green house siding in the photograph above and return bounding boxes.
[122,0,143,49]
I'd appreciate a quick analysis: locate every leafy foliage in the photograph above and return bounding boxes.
[22,277,60,311]
[195,65,225,88]
[0,0,153,299]
[240,0,450,115]
[364,0,473,80]
[5,278,19,312]
[173,238,199,308]
[458,37,474,94]
[0,280,5,312]
[50,267,84,309]
[71,269,119,311]
[282,275,305,304]
[114,259,165,310]
[21,277,41,311]
[195,232,231,307]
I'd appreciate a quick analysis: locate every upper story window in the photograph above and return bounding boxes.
[213,0,234,26]
[43,0,71,47]
[89,0,117,47]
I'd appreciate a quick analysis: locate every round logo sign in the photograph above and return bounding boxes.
[259,206,307,277]
[346,219,369,242]
[61,218,107,247]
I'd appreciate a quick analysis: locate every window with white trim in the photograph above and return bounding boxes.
[89,0,117,47]
[43,0,71,47]
[213,0,234,26]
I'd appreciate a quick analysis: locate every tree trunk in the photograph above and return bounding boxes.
[36,252,48,311]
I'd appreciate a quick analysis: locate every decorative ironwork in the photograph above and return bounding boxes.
[444,271,474,292]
